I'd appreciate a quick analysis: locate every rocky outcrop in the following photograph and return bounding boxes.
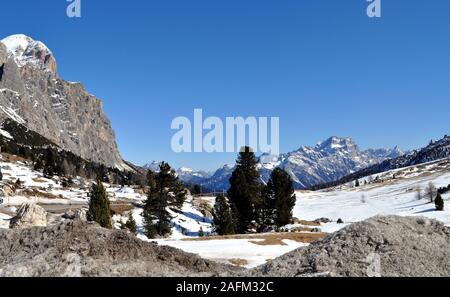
[9,203,47,229]
[0,42,6,82]
[0,35,127,170]
[0,220,242,277]
[62,208,87,221]
[252,216,450,277]
[0,42,7,65]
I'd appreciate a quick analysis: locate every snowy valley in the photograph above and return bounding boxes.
[1,150,448,269]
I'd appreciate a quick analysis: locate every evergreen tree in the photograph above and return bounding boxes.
[146,170,156,188]
[193,184,202,195]
[435,193,444,211]
[355,179,360,187]
[0,167,2,181]
[198,227,205,237]
[87,178,112,229]
[124,211,137,234]
[43,149,56,178]
[212,194,235,235]
[227,147,263,233]
[260,184,276,229]
[143,162,187,238]
[34,158,44,171]
[264,168,296,227]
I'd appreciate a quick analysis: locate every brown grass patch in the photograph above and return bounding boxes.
[296,219,321,227]
[183,232,326,245]
[32,178,49,183]
[1,153,28,163]
[228,258,248,267]
[21,189,59,199]
[250,238,287,246]
[110,203,134,215]
[417,172,433,178]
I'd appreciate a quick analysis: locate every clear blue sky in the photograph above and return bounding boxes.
[1,0,450,171]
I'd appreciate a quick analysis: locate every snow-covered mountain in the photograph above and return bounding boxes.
[142,161,163,172]
[318,135,450,189]
[143,161,211,184]
[176,167,212,184]
[1,34,57,73]
[196,137,404,191]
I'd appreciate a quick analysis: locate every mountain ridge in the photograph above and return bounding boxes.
[144,136,404,191]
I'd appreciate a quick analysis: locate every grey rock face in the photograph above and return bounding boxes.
[9,203,47,229]
[0,35,126,169]
[252,216,450,277]
[0,42,7,65]
[0,220,242,277]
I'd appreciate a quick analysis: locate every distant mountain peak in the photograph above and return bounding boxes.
[316,136,357,152]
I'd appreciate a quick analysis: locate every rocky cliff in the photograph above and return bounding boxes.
[0,34,127,170]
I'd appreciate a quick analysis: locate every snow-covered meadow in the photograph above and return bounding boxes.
[1,154,449,268]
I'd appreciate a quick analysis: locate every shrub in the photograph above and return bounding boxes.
[435,193,444,211]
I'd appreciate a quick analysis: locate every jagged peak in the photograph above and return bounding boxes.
[317,136,356,150]
[1,34,57,74]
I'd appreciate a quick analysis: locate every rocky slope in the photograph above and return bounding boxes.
[0,34,127,170]
[0,220,241,277]
[1,215,448,277]
[252,216,450,277]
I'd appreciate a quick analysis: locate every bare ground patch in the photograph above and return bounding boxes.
[182,232,326,245]
[110,203,134,215]
[228,258,249,267]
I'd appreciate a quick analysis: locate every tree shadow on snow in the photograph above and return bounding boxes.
[414,208,437,214]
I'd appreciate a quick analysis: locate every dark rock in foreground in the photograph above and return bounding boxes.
[1,216,448,277]
[0,220,241,277]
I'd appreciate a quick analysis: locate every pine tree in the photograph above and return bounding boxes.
[212,194,235,235]
[87,178,112,229]
[0,167,2,181]
[355,179,360,187]
[435,193,444,211]
[142,162,187,238]
[260,184,276,229]
[146,170,156,189]
[34,158,44,171]
[198,227,205,237]
[193,184,202,195]
[124,211,137,234]
[264,168,296,227]
[227,147,263,233]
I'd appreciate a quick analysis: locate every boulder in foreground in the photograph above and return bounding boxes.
[252,216,450,277]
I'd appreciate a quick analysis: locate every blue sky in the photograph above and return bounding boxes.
[1,0,450,171]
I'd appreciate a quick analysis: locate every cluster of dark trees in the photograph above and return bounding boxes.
[437,184,450,195]
[0,119,145,186]
[212,147,296,235]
